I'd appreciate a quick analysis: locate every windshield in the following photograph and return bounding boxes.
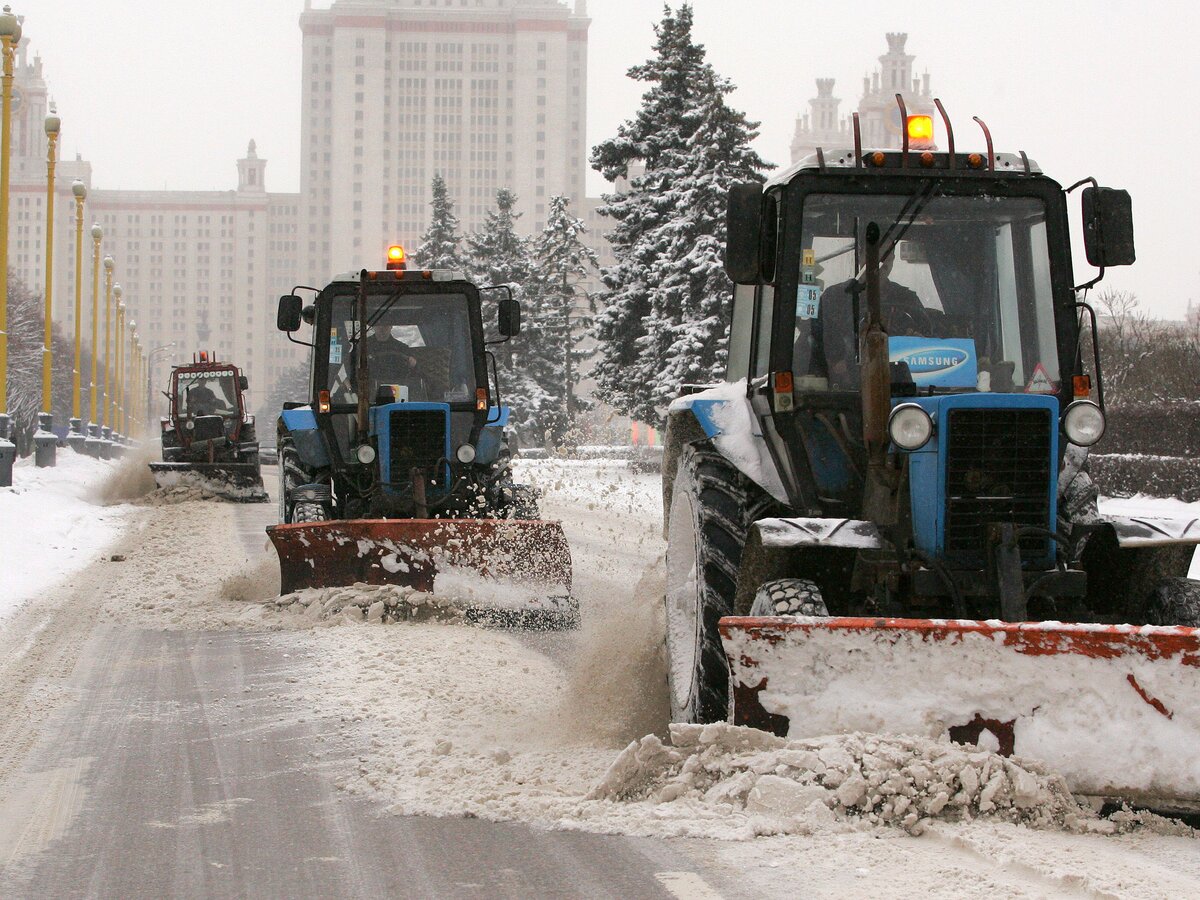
[327,291,477,405]
[793,193,1059,395]
[176,372,238,417]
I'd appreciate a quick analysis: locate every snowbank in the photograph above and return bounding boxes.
[588,723,1090,838]
[0,453,137,620]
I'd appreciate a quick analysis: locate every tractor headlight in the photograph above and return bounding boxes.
[1063,400,1105,446]
[888,403,934,451]
[456,443,477,464]
[184,419,195,431]
[356,444,377,465]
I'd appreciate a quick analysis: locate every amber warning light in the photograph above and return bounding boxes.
[906,114,934,149]
[386,244,407,270]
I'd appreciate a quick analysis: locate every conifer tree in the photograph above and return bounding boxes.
[462,189,545,441]
[411,173,464,271]
[589,3,768,423]
[527,195,598,443]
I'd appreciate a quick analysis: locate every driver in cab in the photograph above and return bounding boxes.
[799,252,933,389]
[366,324,424,402]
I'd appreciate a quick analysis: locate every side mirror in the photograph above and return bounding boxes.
[499,297,521,337]
[1082,187,1135,268]
[725,182,764,284]
[277,294,303,332]
[238,375,249,391]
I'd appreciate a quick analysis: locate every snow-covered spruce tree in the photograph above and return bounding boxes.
[528,195,599,445]
[411,173,465,272]
[462,189,545,441]
[589,3,768,423]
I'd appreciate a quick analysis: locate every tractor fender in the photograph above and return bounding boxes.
[663,382,787,533]
[279,407,331,469]
[733,517,884,614]
[476,406,510,466]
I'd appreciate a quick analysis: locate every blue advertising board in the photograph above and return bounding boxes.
[888,337,978,389]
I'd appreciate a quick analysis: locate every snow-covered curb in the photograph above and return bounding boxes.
[0,452,137,620]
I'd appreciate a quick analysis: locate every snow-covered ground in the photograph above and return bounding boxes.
[0,451,140,621]
[6,454,1200,895]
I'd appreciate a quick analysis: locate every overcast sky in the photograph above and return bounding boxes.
[28,0,1200,316]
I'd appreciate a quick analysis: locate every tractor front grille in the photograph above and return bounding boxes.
[387,409,446,485]
[943,407,1053,566]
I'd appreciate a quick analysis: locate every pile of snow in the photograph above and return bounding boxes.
[588,723,1094,838]
[0,452,137,619]
[271,583,464,625]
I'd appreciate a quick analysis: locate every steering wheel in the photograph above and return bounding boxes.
[885,304,935,337]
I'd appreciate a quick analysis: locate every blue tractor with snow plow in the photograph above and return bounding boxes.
[268,248,573,623]
[662,99,1200,810]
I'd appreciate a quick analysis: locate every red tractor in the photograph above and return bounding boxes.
[150,352,268,501]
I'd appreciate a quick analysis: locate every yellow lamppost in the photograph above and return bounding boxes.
[0,6,23,485]
[103,272,116,439]
[129,330,139,438]
[68,179,86,451]
[124,321,135,441]
[85,223,102,454]
[34,102,60,466]
[113,298,125,443]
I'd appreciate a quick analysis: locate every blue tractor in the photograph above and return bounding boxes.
[268,249,573,623]
[662,100,1200,808]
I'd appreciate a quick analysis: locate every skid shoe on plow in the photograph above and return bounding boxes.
[267,518,576,626]
[149,462,269,503]
[720,615,1200,810]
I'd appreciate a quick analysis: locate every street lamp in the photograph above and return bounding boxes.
[34,102,61,468]
[113,297,125,445]
[126,326,138,438]
[68,179,86,452]
[103,274,117,442]
[84,223,103,456]
[0,6,22,486]
[124,321,136,438]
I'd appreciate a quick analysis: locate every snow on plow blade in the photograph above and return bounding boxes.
[720,616,1200,808]
[266,518,575,624]
[149,462,269,502]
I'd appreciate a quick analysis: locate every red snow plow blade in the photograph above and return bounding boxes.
[721,616,1200,808]
[267,518,575,623]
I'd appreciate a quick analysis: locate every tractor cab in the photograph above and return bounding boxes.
[276,247,523,522]
[166,354,250,447]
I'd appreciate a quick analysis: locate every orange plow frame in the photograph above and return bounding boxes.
[267,518,572,597]
[720,616,1200,806]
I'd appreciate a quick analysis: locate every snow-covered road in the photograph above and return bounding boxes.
[0,455,1198,897]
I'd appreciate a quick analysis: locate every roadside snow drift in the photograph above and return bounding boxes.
[0,453,136,617]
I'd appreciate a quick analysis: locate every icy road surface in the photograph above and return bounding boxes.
[0,454,1197,897]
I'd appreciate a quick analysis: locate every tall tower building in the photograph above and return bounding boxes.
[791,33,934,163]
[298,0,590,284]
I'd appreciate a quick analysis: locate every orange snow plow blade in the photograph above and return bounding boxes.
[267,518,575,623]
[720,616,1200,808]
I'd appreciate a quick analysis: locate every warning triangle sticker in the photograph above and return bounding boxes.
[1025,363,1056,394]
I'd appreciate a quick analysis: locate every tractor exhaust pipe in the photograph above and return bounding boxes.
[859,222,894,524]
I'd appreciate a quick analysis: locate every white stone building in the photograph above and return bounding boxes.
[297,0,590,284]
[791,33,935,163]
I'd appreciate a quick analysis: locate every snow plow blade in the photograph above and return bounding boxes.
[267,518,576,626]
[149,462,269,502]
[720,615,1200,809]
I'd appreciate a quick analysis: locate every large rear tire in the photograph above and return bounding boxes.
[664,441,750,724]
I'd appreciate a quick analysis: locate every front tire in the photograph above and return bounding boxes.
[664,441,749,724]
[1146,577,1200,627]
[278,435,314,524]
